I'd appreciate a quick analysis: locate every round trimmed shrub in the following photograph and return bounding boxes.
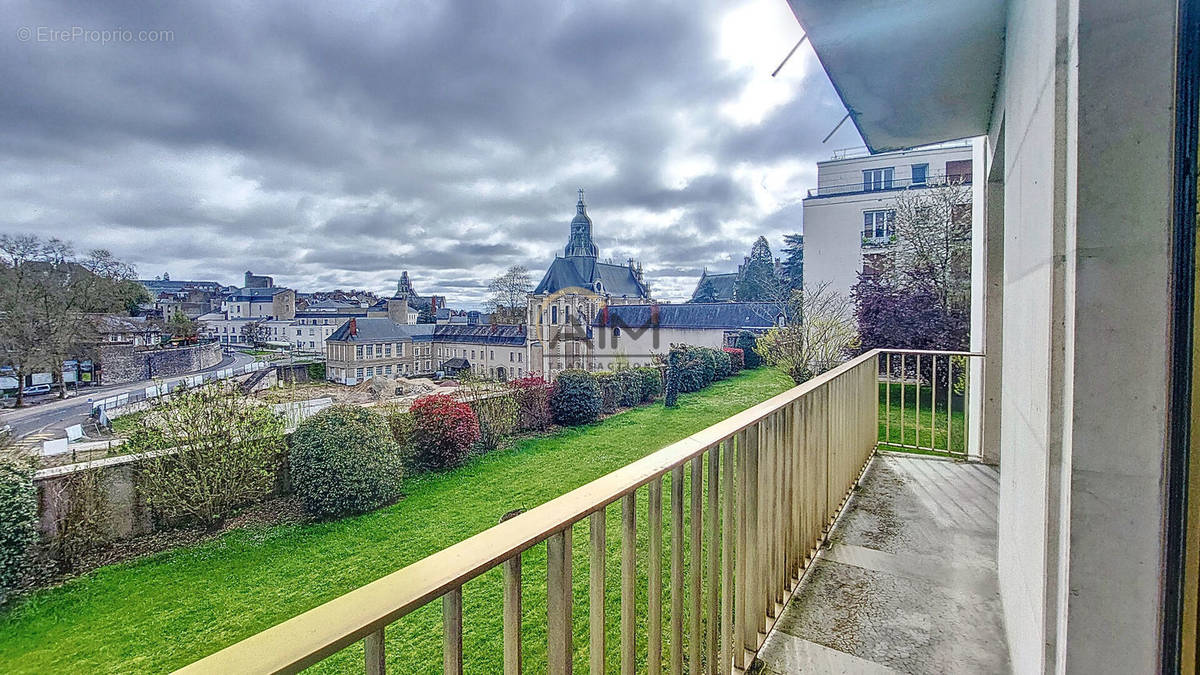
[696,347,717,387]
[715,349,732,380]
[290,405,405,518]
[410,394,481,470]
[637,367,662,402]
[677,348,705,393]
[736,331,762,368]
[596,372,620,414]
[551,369,602,426]
[616,370,641,407]
[723,347,745,373]
[0,455,36,604]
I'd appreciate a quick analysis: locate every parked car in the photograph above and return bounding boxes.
[21,384,52,396]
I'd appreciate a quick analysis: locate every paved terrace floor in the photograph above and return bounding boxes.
[758,453,1009,674]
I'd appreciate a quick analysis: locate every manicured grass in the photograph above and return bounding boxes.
[876,380,967,455]
[0,368,793,674]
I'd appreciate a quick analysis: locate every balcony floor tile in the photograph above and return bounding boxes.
[758,454,1009,674]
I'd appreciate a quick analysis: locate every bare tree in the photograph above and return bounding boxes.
[0,235,137,404]
[240,319,265,346]
[888,179,972,311]
[757,281,860,384]
[485,265,532,325]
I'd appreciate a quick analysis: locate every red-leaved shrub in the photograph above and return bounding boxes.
[409,394,480,470]
[723,347,745,373]
[508,375,552,431]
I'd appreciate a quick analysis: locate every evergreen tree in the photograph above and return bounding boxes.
[734,236,781,301]
[781,233,804,292]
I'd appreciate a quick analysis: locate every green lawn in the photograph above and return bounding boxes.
[0,368,793,674]
[876,380,967,455]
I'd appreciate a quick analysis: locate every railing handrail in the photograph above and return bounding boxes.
[876,349,983,357]
[175,350,882,674]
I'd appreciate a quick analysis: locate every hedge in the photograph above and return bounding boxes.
[715,349,732,380]
[550,370,602,426]
[595,372,621,414]
[636,367,662,402]
[290,405,406,518]
[0,455,36,604]
[723,347,745,373]
[616,369,642,408]
[410,394,481,470]
[736,331,762,368]
[509,375,552,431]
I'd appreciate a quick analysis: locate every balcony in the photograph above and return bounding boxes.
[176,349,993,674]
[805,173,972,200]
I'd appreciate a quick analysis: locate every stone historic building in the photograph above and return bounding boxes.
[527,190,650,376]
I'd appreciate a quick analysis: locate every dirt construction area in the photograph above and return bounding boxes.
[252,375,462,411]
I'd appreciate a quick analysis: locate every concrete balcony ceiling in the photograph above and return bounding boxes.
[785,0,1005,152]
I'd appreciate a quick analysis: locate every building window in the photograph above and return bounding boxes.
[355,345,363,359]
[366,367,374,377]
[945,159,972,183]
[518,353,522,362]
[863,167,894,191]
[490,350,494,359]
[356,367,364,379]
[551,306,558,324]
[510,352,514,362]
[911,163,928,185]
[385,344,392,357]
[862,210,895,244]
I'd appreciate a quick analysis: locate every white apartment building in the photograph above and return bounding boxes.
[801,142,978,300]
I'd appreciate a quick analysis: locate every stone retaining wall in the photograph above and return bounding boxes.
[100,342,222,384]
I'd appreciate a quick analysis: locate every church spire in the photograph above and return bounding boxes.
[563,188,599,258]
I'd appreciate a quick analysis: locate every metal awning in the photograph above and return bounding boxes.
[785,0,1005,152]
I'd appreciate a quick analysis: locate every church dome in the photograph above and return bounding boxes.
[563,188,599,258]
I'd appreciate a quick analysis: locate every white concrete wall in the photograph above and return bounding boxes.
[992,0,1176,670]
[815,143,973,195]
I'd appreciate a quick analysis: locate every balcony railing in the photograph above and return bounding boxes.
[175,349,976,674]
[805,172,972,199]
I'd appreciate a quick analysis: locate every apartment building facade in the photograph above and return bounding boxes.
[802,142,978,300]
[325,320,529,384]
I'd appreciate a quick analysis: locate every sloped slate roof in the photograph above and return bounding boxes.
[327,318,433,343]
[593,302,785,330]
[690,273,738,302]
[228,286,289,301]
[433,324,527,346]
[533,256,650,298]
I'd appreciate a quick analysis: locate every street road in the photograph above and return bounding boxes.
[0,351,258,441]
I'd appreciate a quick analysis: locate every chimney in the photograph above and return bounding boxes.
[349,318,357,336]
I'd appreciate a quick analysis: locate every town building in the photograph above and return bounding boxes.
[800,141,978,301]
[138,278,227,319]
[324,319,528,384]
[527,190,651,376]
[589,302,785,369]
[366,271,443,324]
[324,318,431,384]
[94,315,164,347]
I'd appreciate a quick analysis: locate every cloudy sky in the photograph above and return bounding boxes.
[1,0,859,306]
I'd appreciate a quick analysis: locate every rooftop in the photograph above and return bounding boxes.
[593,301,785,330]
